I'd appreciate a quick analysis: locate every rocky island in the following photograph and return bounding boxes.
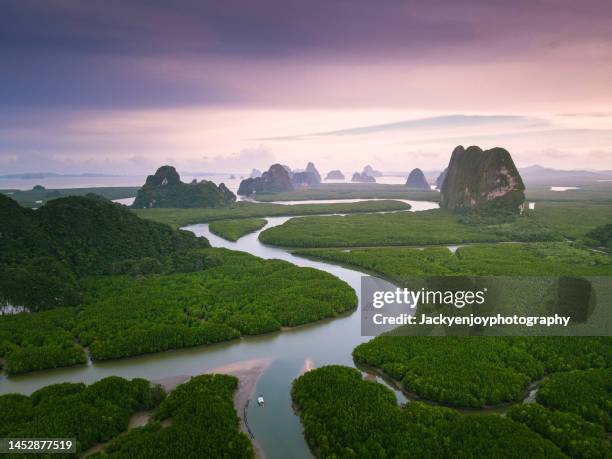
[291,162,322,187]
[405,168,430,189]
[440,145,525,213]
[435,168,448,189]
[237,163,294,196]
[351,172,376,183]
[325,170,345,180]
[363,165,383,177]
[132,166,235,208]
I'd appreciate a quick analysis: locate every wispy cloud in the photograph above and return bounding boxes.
[557,112,612,118]
[252,115,549,140]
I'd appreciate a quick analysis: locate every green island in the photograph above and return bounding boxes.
[100,374,253,458]
[291,365,611,459]
[351,336,611,408]
[0,374,253,458]
[260,200,612,248]
[0,248,355,374]
[134,199,411,228]
[0,376,165,457]
[293,242,612,277]
[209,218,267,241]
[260,209,561,248]
[131,166,236,209]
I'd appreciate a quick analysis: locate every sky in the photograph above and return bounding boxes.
[1,0,612,175]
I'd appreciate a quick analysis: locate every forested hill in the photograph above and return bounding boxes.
[36,196,207,273]
[0,194,209,309]
[0,192,53,261]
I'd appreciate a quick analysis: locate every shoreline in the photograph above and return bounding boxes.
[83,359,271,458]
[134,359,272,459]
[202,358,272,459]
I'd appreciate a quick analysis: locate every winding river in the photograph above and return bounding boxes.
[0,200,438,459]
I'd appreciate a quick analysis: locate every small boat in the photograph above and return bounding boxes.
[257,395,265,406]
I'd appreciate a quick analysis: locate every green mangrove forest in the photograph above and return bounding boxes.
[134,199,411,228]
[0,374,252,458]
[209,218,268,241]
[0,248,355,374]
[292,365,610,458]
[100,374,253,458]
[0,376,165,457]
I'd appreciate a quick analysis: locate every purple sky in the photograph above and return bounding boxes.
[1,0,612,174]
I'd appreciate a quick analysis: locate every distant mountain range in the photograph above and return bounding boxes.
[5,165,612,187]
[1,171,236,179]
[0,172,119,179]
[518,165,612,186]
[399,165,612,187]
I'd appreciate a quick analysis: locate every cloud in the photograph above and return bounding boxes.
[0,151,158,175]
[2,1,612,112]
[185,146,276,172]
[5,1,612,60]
[558,112,612,118]
[252,115,548,140]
